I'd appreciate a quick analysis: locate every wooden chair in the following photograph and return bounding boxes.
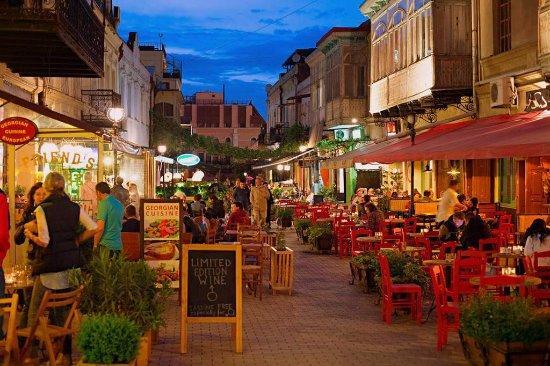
[478,237,500,258]
[351,228,373,256]
[379,254,422,325]
[0,294,19,366]
[429,265,459,351]
[437,241,458,260]
[237,224,262,245]
[242,244,264,300]
[336,223,355,258]
[19,286,83,365]
[479,275,527,301]
[121,232,141,260]
[450,256,485,303]
[533,250,550,285]
[206,219,219,243]
[181,232,193,244]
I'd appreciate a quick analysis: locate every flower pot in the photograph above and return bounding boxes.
[281,217,292,228]
[78,359,136,366]
[270,246,294,295]
[136,331,152,366]
[459,332,550,366]
[315,234,333,252]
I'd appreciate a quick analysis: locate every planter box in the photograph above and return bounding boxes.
[78,360,136,366]
[460,332,550,366]
[315,234,333,252]
[270,246,294,295]
[136,331,152,366]
[349,262,376,292]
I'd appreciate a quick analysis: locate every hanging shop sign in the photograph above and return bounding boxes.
[177,153,201,167]
[0,117,38,145]
[36,143,98,169]
[525,87,550,112]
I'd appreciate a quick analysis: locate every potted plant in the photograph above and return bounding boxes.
[306,222,333,252]
[72,249,172,366]
[277,207,294,228]
[77,314,141,365]
[459,296,550,366]
[372,251,431,296]
[270,232,294,295]
[349,252,378,291]
[294,218,311,243]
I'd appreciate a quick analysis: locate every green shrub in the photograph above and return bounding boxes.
[77,314,140,364]
[294,218,311,231]
[72,248,172,333]
[305,222,333,242]
[373,251,431,296]
[276,207,294,219]
[461,295,550,345]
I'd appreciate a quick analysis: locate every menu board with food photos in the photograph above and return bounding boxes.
[140,199,184,289]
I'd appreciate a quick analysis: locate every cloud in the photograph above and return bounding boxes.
[250,8,265,14]
[258,18,286,26]
[182,78,214,87]
[221,70,278,84]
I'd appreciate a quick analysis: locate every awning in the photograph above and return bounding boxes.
[322,140,397,169]
[251,149,315,170]
[354,111,550,164]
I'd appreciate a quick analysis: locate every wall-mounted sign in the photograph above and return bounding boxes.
[36,143,97,169]
[0,117,38,145]
[177,153,200,166]
[525,87,550,112]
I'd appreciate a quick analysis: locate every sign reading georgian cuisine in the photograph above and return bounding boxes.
[0,117,38,145]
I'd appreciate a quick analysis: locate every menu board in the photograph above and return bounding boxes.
[187,250,236,317]
[181,244,243,354]
[140,199,183,289]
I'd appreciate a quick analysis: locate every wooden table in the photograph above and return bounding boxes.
[316,217,334,223]
[407,232,424,238]
[403,246,425,252]
[356,236,381,243]
[423,259,454,267]
[469,275,542,287]
[6,280,34,293]
[385,218,405,224]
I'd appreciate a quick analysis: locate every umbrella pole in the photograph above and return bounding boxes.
[409,160,415,216]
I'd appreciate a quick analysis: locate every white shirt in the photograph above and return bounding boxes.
[35,205,97,245]
[436,188,458,223]
[524,235,550,258]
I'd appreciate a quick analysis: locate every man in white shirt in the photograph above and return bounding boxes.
[436,179,459,224]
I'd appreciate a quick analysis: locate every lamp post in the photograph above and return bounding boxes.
[106,107,126,181]
[158,145,167,196]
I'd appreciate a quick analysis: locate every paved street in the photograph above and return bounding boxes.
[150,230,467,366]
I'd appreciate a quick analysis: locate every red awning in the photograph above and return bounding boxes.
[354,111,550,163]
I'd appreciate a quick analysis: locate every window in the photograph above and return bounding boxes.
[498,158,516,206]
[495,0,511,54]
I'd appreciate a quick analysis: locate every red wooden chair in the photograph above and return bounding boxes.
[498,223,516,245]
[450,256,485,303]
[498,214,512,225]
[457,249,486,260]
[351,228,374,256]
[429,265,459,351]
[336,223,355,258]
[294,204,308,219]
[533,251,550,285]
[311,207,330,223]
[415,237,433,260]
[523,256,534,275]
[379,254,422,325]
[402,217,418,244]
[523,255,550,305]
[479,275,527,301]
[381,233,403,251]
[438,241,458,260]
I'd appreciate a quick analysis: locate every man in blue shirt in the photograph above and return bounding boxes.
[94,182,124,252]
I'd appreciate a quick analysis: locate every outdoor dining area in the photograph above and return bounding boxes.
[281,197,550,364]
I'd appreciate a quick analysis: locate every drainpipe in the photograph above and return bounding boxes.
[471,0,479,114]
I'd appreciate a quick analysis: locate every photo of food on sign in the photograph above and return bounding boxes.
[144,219,179,239]
[143,202,180,241]
[144,241,180,261]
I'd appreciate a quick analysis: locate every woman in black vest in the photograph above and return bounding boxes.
[23,172,96,359]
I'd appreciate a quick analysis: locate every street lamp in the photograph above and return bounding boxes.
[157,145,167,155]
[299,145,308,152]
[107,107,126,125]
[351,118,358,123]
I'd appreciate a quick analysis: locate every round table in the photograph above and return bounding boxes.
[423,259,454,266]
[469,275,542,287]
[403,246,425,252]
[356,236,381,243]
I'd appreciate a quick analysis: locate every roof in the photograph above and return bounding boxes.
[316,20,370,47]
[282,48,316,67]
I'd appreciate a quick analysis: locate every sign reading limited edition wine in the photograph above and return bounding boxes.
[181,244,243,354]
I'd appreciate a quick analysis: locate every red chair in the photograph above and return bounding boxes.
[438,241,458,260]
[381,233,403,251]
[379,254,422,325]
[479,275,527,301]
[523,256,534,275]
[351,228,374,256]
[402,217,418,244]
[336,223,354,258]
[523,255,550,305]
[294,204,308,219]
[457,249,486,260]
[478,237,500,258]
[498,214,512,225]
[498,223,516,245]
[450,256,485,302]
[533,251,550,285]
[429,265,459,351]
[311,207,330,223]
[415,237,433,260]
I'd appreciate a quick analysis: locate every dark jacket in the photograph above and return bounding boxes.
[15,206,41,261]
[233,187,250,210]
[208,199,225,219]
[183,215,203,243]
[122,218,140,233]
[33,194,82,275]
[460,215,491,249]
[439,216,460,242]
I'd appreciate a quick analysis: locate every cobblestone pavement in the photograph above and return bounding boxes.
[150,229,467,366]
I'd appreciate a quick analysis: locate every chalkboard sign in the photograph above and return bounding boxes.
[181,244,243,354]
[187,250,236,317]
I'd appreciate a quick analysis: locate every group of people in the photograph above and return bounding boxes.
[0,172,139,360]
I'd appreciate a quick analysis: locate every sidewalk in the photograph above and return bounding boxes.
[150,230,467,366]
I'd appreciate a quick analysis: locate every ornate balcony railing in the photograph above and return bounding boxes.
[81,89,122,128]
[0,0,104,77]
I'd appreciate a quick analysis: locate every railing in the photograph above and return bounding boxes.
[0,0,104,74]
[81,89,122,127]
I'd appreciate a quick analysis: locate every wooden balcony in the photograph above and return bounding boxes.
[0,0,104,77]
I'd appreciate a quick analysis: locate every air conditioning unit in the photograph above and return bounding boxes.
[490,77,518,108]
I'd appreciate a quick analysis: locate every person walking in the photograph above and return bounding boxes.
[250,176,270,227]
[23,172,96,360]
[111,176,130,206]
[436,179,460,225]
[79,171,97,216]
[264,182,274,226]
[233,179,250,211]
[94,182,124,253]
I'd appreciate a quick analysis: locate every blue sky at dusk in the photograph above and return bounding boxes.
[113,0,365,118]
